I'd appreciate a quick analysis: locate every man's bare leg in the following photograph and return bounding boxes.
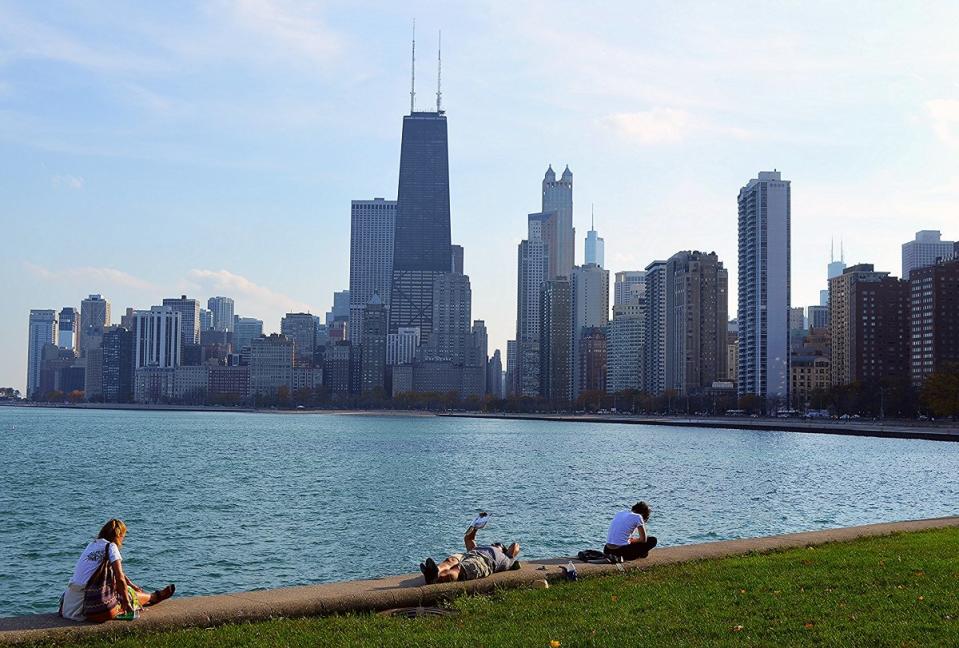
[435,556,462,583]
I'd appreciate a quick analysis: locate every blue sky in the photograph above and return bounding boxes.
[2,1,958,392]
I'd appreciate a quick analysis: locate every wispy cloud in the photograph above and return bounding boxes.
[601,108,754,146]
[51,174,84,189]
[23,262,158,291]
[926,99,959,148]
[187,269,316,315]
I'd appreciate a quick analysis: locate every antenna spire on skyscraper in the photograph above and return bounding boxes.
[830,237,834,263]
[436,30,442,113]
[591,203,595,230]
[410,19,416,114]
[841,238,845,263]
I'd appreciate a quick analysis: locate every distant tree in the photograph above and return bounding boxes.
[921,369,959,418]
[67,390,84,403]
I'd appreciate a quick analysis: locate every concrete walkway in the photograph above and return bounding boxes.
[2,516,957,645]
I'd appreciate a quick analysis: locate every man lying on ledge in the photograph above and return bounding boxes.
[604,500,658,562]
[420,524,521,584]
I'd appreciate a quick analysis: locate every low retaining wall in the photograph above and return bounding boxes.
[2,516,957,645]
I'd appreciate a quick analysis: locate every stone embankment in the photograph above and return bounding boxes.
[2,517,957,645]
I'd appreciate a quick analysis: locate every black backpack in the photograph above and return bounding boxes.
[576,549,606,562]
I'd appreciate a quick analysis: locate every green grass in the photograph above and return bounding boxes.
[40,528,959,647]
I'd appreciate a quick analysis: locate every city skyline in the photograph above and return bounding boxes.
[4,3,959,392]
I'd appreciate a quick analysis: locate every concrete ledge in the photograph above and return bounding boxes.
[2,516,957,645]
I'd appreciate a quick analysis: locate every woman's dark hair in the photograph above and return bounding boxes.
[97,519,127,544]
[631,501,651,520]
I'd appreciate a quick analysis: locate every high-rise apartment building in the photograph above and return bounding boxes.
[789,307,806,332]
[389,109,452,345]
[280,312,317,366]
[27,310,58,398]
[584,214,605,269]
[349,198,396,345]
[162,295,200,347]
[902,230,954,280]
[487,349,504,398]
[829,264,908,386]
[79,294,110,357]
[233,317,263,354]
[579,327,607,395]
[58,307,78,352]
[614,271,646,307]
[540,278,572,403]
[326,290,351,328]
[101,326,134,403]
[541,165,574,279]
[429,273,471,364]
[665,251,728,395]
[908,258,959,385]
[134,306,182,369]
[607,301,645,393]
[643,261,668,394]
[737,171,791,403]
[207,296,235,332]
[505,339,518,396]
[571,264,609,398]
[807,305,829,329]
[359,295,388,394]
[516,212,551,397]
[250,334,294,397]
[198,309,213,331]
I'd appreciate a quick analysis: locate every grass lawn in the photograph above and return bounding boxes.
[38,528,959,647]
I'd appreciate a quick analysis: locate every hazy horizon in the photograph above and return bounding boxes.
[3,1,958,392]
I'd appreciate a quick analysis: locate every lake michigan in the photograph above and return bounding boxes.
[1,407,957,618]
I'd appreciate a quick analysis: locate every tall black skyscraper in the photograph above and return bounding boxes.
[388,110,452,344]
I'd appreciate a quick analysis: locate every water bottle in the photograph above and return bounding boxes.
[565,561,578,581]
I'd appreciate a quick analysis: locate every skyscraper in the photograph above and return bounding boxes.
[665,251,728,395]
[487,349,504,398]
[429,272,471,364]
[908,258,959,385]
[643,261,668,395]
[607,301,645,393]
[101,326,134,403]
[737,171,791,404]
[389,108,452,346]
[584,210,605,268]
[233,317,263,354]
[820,241,846,306]
[540,278,572,403]
[542,165,574,278]
[79,294,110,357]
[58,307,78,352]
[614,271,646,307]
[162,295,200,348]
[134,306,182,369]
[451,244,464,274]
[515,212,550,397]
[27,309,58,398]
[902,230,955,279]
[571,263,610,398]
[829,264,908,386]
[349,198,396,345]
[359,294,388,395]
[326,290,351,328]
[281,313,318,366]
[198,309,213,331]
[207,296,235,332]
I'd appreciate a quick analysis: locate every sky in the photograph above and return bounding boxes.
[2,1,958,393]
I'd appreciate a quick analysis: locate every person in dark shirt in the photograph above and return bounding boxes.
[420,524,521,584]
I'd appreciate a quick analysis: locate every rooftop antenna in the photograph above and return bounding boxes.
[830,237,834,263]
[841,239,845,263]
[591,203,595,230]
[410,19,416,113]
[436,30,442,112]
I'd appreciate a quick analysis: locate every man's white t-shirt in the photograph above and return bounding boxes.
[606,510,646,546]
[69,539,122,586]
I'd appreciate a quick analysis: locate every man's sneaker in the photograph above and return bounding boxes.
[422,557,439,584]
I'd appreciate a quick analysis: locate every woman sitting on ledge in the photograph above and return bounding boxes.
[59,519,175,622]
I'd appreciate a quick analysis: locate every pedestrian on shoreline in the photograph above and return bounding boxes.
[59,519,176,622]
[603,501,657,561]
[420,515,522,584]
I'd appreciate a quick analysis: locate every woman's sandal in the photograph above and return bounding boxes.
[148,584,176,605]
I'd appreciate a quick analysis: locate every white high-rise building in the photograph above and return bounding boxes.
[614,271,646,307]
[542,165,574,278]
[207,296,235,332]
[584,211,605,268]
[27,309,58,398]
[571,263,609,398]
[349,198,396,344]
[820,240,847,306]
[737,171,791,403]
[902,230,954,279]
[387,327,420,365]
[134,306,182,369]
[607,301,645,393]
[515,212,550,397]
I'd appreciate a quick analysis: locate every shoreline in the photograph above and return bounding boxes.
[2,516,957,645]
[2,402,956,441]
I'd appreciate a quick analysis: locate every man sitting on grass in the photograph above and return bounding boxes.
[420,524,521,584]
[603,501,658,562]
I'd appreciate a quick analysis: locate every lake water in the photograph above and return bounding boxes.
[1,407,957,618]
